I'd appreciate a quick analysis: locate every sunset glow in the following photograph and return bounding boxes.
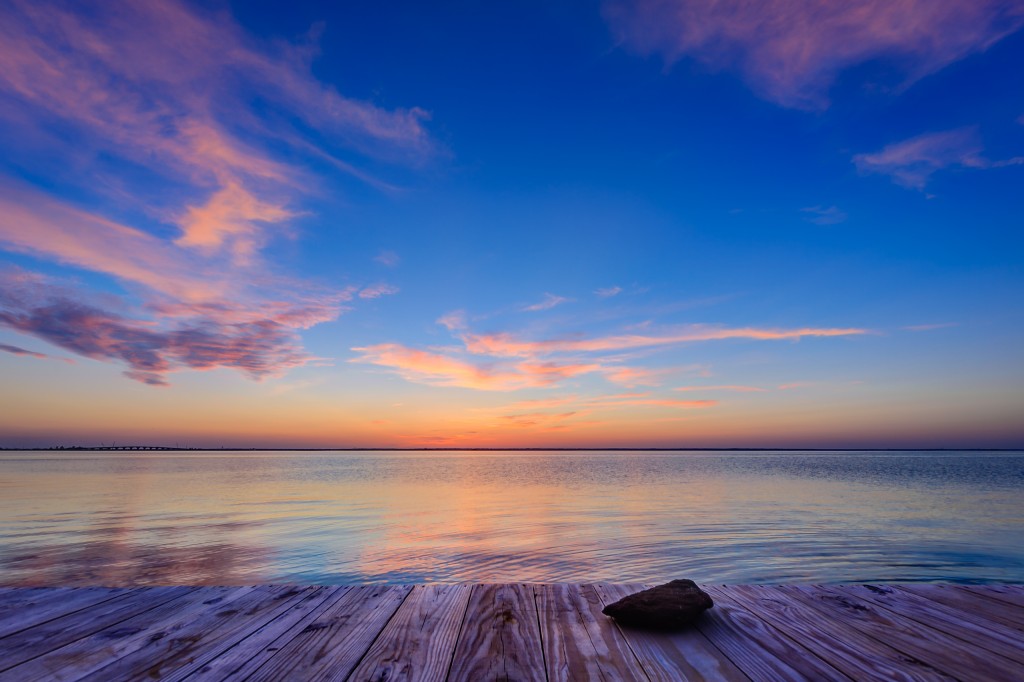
[1,0,1022,448]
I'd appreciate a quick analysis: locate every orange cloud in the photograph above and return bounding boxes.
[604,366,668,387]
[176,181,294,260]
[463,325,867,357]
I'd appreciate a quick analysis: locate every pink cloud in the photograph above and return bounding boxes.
[853,128,1024,189]
[0,186,223,303]
[463,324,867,357]
[355,312,867,393]
[175,181,295,260]
[350,344,540,391]
[350,344,608,391]
[0,0,434,384]
[604,0,1024,109]
[0,272,315,386]
[595,286,623,298]
[358,283,400,300]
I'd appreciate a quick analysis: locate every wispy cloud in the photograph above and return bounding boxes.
[374,251,401,267]
[523,293,572,312]
[603,366,667,387]
[0,0,434,384]
[675,385,765,393]
[0,342,71,363]
[853,127,1024,189]
[437,310,469,332]
[777,382,815,390]
[358,283,400,300]
[801,206,848,226]
[463,324,868,358]
[354,309,867,393]
[903,322,958,332]
[595,286,623,298]
[604,0,1024,109]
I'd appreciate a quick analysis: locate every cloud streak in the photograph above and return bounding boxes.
[523,293,572,312]
[462,325,867,358]
[604,0,1024,109]
[353,312,867,393]
[0,343,69,363]
[853,127,1024,189]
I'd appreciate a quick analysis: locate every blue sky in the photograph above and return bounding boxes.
[1,0,1022,447]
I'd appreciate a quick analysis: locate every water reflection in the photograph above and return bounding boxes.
[1,451,1022,585]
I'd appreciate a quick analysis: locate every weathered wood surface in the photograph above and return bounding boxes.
[0,583,1020,681]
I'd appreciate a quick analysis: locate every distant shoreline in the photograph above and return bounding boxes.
[2,446,1022,452]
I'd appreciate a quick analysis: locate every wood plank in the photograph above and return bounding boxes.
[898,584,1024,630]
[0,586,132,639]
[783,585,1024,682]
[957,584,1024,609]
[0,586,244,682]
[833,585,1024,665]
[0,588,72,618]
[592,583,747,682]
[346,584,470,682]
[447,583,546,681]
[0,586,191,675]
[536,583,646,682]
[716,585,954,682]
[245,585,413,682]
[76,585,320,681]
[186,586,350,681]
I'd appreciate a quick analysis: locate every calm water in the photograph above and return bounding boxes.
[1,450,1022,586]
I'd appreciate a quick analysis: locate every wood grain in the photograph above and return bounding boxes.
[347,584,470,682]
[448,583,546,681]
[785,584,1023,682]
[0,586,191,675]
[2,583,1020,682]
[0,586,133,639]
[535,583,647,682]
[716,585,954,682]
[897,584,1024,630]
[77,585,319,681]
[182,585,349,681]
[833,584,1024,665]
[245,585,412,682]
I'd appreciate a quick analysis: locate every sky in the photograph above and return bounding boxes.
[1,0,1022,449]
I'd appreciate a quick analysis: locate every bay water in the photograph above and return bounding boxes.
[1,450,1021,585]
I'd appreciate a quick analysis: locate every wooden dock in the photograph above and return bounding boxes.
[0,583,1022,681]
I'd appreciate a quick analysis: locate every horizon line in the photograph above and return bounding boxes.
[3,446,1022,452]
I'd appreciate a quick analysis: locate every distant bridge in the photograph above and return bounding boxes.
[52,445,187,451]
